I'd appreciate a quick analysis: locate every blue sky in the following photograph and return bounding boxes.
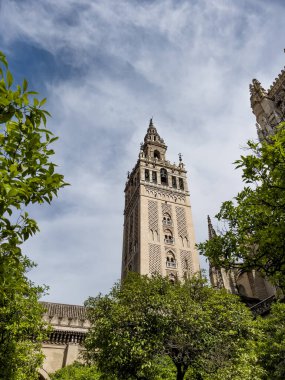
[1,0,285,304]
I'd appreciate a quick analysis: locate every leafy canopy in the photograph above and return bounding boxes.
[84,273,263,380]
[198,123,285,291]
[0,51,66,379]
[51,362,101,380]
[257,302,285,379]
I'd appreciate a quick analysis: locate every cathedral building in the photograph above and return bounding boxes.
[39,60,285,377]
[209,63,285,312]
[250,67,285,139]
[122,119,200,281]
[208,216,275,309]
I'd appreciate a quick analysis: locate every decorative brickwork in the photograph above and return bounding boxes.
[133,203,139,271]
[176,206,189,240]
[44,330,86,345]
[145,185,186,202]
[180,250,193,274]
[161,202,172,215]
[148,200,159,233]
[149,243,162,274]
[123,218,129,269]
[134,203,139,242]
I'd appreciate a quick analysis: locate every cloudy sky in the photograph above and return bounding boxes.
[0,0,285,305]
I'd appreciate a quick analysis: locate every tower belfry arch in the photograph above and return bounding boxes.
[122,119,200,280]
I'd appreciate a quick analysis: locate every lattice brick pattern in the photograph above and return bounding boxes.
[180,250,193,274]
[175,206,188,238]
[129,212,134,242]
[148,200,158,230]
[161,202,172,217]
[149,244,162,274]
[123,219,129,257]
[134,203,139,241]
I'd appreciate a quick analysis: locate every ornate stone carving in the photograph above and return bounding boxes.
[145,184,186,202]
[175,206,189,240]
[180,250,193,274]
[149,243,162,274]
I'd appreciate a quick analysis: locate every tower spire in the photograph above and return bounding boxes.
[142,119,166,160]
[207,215,216,240]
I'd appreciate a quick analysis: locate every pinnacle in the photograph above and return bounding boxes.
[207,215,216,240]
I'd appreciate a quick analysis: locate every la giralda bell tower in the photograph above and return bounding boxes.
[122,119,200,281]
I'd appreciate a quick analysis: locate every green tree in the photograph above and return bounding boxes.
[257,302,285,379]
[85,274,263,380]
[51,362,101,380]
[198,123,285,292]
[0,51,66,379]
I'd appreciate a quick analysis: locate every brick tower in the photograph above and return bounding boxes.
[121,119,200,281]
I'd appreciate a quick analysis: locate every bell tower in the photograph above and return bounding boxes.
[122,119,200,281]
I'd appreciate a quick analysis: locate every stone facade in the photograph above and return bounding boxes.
[250,66,285,139]
[40,120,201,377]
[208,216,276,306]
[208,63,285,306]
[122,119,200,281]
[39,302,90,379]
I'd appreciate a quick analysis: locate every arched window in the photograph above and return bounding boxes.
[166,251,176,268]
[163,213,172,226]
[179,177,184,190]
[154,150,160,159]
[164,230,174,244]
[145,169,150,181]
[172,176,177,188]
[169,272,176,284]
[160,168,168,185]
[152,171,157,183]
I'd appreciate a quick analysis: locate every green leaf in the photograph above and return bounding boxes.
[39,98,46,107]
[23,78,28,92]
[6,70,13,88]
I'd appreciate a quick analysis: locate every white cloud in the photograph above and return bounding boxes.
[1,0,285,303]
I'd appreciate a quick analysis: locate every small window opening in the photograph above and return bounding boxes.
[164,230,174,244]
[163,213,172,226]
[172,176,177,188]
[145,169,150,181]
[152,171,157,183]
[169,272,176,283]
[160,168,168,185]
[166,251,176,269]
[179,178,184,190]
[154,150,161,159]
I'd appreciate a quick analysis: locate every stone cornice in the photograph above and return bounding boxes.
[44,329,86,345]
[140,157,187,173]
[144,183,187,202]
[268,67,285,98]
